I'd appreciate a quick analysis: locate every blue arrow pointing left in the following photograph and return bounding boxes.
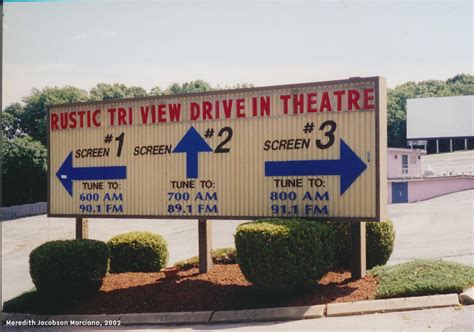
[56,152,127,197]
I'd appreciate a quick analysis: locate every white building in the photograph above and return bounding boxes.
[387,148,424,179]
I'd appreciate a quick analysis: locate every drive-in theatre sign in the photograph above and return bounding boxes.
[48,77,387,221]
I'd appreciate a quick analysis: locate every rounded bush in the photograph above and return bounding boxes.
[235,219,336,294]
[329,220,395,269]
[108,231,168,273]
[29,239,109,298]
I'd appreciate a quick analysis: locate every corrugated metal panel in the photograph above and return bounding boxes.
[49,77,387,221]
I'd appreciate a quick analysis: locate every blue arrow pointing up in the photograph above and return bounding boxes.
[265,139,367,195]
[173,126,213,178]
[56,152,127,197]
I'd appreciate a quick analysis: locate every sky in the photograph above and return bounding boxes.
[2,0,473,106]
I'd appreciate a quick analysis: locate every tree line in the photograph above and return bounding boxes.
[2,75,473,206]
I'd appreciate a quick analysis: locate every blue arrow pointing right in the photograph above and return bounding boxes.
[265,139,367,195]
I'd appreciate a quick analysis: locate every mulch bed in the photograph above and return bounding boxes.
[71,264,376,314]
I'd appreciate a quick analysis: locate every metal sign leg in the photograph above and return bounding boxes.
[75,217,89,239]
[351,221,366,279]
[198,219,213,273]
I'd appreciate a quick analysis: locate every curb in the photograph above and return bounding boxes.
[459,287,474,305]
[120,311,213,325]
[326,294,459,317]
[0,294,463,326]
[212,305,325,323]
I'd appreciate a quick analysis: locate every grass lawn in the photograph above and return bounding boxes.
[369,259,474,299]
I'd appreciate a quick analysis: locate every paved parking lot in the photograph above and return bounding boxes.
[422,150,474,175]
[2,190,473,304]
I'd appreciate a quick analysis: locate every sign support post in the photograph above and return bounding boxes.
[75,217,89,239]
[198,219,213,273]
[351,221,366,279]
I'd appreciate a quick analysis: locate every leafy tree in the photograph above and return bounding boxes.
[2,134,48,206]
[89,83,147,101]
[149,86,164,96]
[20,86,89,144]
[446,74,474,95]
[163,80,213,95]
[152,81,253,97]
[218,83,255,89]
[2,103,25,139]
[231,83,255,89]
[125,86,148,98]
[3,102,24,119]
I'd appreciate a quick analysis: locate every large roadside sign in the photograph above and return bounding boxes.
[48,77,387,221]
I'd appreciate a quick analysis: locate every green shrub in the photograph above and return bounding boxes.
[235,219,336,294]
[29,240,109,299]
[107,231,168,273]
[174,247,236,270]
[3,289,39,313]
[369,260,474,298]
[328,220,395,269]
[367,221,396,268]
